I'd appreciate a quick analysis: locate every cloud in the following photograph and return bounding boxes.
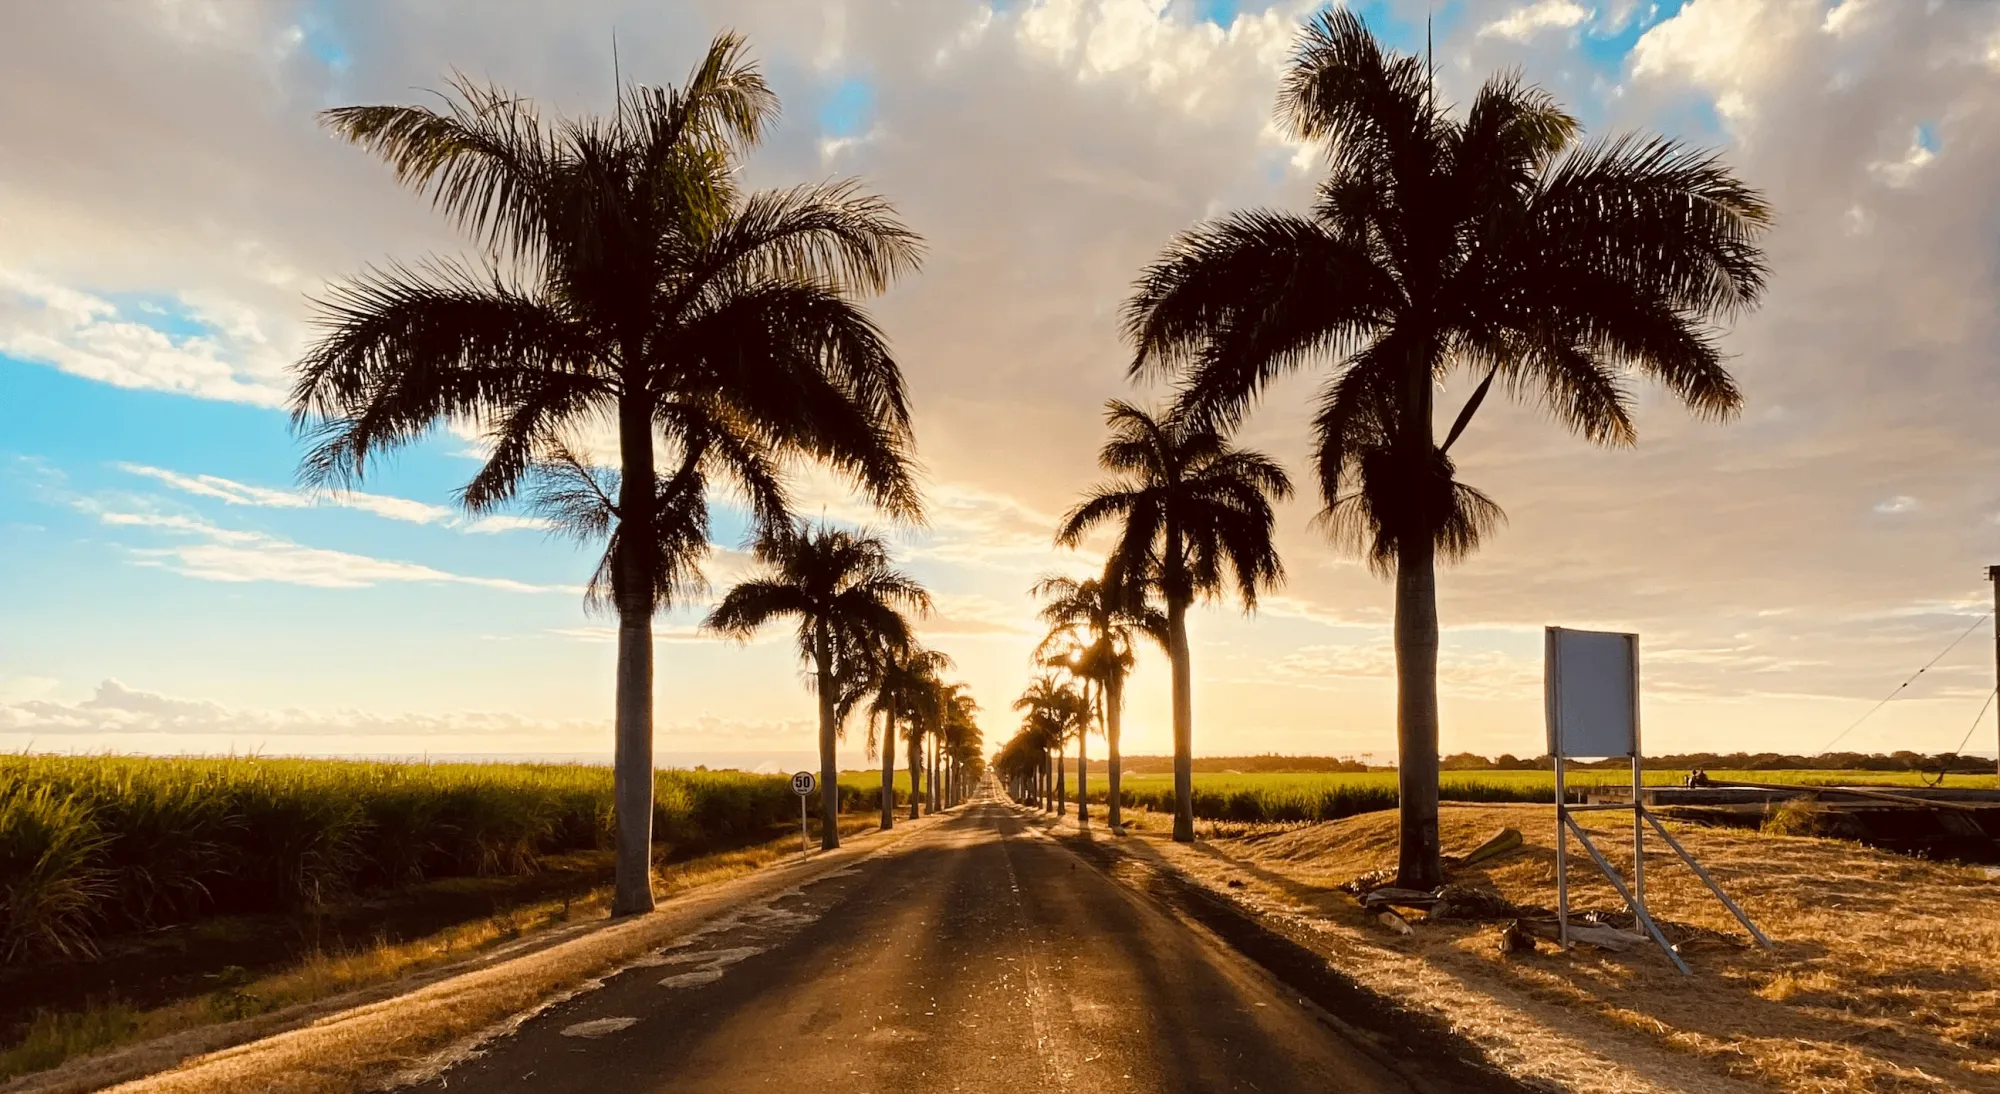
[117,462,560,531]
[0,679,815,754]
[0,269,288,405]
[88,505,574,593]
[463,514,555,534]
[6,0,2000,759]
[1479,1,1591,42]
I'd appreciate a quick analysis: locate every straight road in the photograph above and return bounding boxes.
[405,792,1410,1093]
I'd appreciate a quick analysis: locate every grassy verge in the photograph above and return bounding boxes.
[1093,803,2000,1093]
[1064,769,1996,824]
[0,815,883,1085]
[0,756,849,965]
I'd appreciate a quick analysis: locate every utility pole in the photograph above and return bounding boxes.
[1990,565,1999,780]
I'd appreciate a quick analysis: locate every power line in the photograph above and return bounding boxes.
[1815,610,1993,754]
[1947,687,1999,757]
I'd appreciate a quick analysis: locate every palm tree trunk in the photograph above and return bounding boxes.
[908,729,923,819]
[813,621,840,852]
[1394,534,1443,888]
[1394,344,1444,889]
[1167,596,1195,843]
[879,711,896,831]
[611,392,658,916]
[1077,682,1090,825]
[931,734,941,811]
[1057,737,1069,817]
[1106,673,1124,832]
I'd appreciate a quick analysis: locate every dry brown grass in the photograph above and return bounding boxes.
[1100,803,2000,1093]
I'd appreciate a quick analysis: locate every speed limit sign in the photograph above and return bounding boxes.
[790,771,817,859]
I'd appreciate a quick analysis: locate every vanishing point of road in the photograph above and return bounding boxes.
[405,790,1415,1094]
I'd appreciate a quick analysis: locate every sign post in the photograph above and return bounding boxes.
[790,771,817,861]
[1546,627,1770,975]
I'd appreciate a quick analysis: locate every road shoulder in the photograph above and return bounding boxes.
[1027,805,1770,1094]
[16,813,955,1094]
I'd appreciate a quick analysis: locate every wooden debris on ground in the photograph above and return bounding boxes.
[1515,917,1648,952]
[1361,887,1441,910]
[1441,827,1525,871]
[1376,909,1415,936]
[1497,919,1539,955]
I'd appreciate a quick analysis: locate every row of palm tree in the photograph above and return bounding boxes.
[287,35,975,913]
[1016,10,1768,888]
[292,10,1771,900]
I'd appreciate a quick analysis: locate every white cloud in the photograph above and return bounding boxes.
[1870,130,1936,187]
[1873,495,1918,515]
[0,679,817,756]
[88,505,574,593]
[0,268,287,405]
[1480,1,1591,42]
[463,514,556,534]
[116,462,568,532]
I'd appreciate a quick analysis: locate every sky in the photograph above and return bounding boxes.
[3,0,1999,772]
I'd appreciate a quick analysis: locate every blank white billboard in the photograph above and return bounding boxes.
[1545,627,1639,759]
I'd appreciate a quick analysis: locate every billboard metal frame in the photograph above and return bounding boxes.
[1546,627,1771,975]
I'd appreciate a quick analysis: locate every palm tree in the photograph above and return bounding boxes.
[289,36,924,914]
[1035,634,1100,823]
[1014,673,1087,818]
[1122,10,1769,887]
[1034,575,1165,831]
[707,522,931,849]
[1056,402,1290,842]
[868,645,951,830]
[933,682,978,809]
[994,729,1043,804]
[941,690,982,806]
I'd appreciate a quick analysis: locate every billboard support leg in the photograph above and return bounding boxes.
[1565,814,1690,975]
[1641,808,1773,949]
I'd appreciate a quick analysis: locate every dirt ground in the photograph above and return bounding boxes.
[1108,803,2000,1094]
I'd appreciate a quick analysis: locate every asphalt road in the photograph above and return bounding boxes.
[405,790,1411,1094]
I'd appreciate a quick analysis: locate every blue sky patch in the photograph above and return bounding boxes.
[819,77,875,139]
[299,0,351,72]
[99,293,215,340]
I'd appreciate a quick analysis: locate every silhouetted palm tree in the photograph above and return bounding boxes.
[868,645,950,829]
[1123,11,1769,886]
[707,522,930,849]
[1056,402,1290,842]
[1014,673,1088,818]
[291,36,924,913]
[1034,575,1165,831]
[940,686,982,806]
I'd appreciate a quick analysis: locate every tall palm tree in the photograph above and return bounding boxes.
[1014,673,1087,817]
[868,645,951,830]
[1122,10,1769,887]
[994,729,1042,804]
[936,683,978,809]
[1034,575,1165,831]
[290,36,924,914]
[942,689,982,806]
[1056,402,1290,842]
[707,522,931,849]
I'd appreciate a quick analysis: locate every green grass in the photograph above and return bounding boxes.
[0,755,898,962]
[1069,769,1996,824]
[837,769,917,795]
